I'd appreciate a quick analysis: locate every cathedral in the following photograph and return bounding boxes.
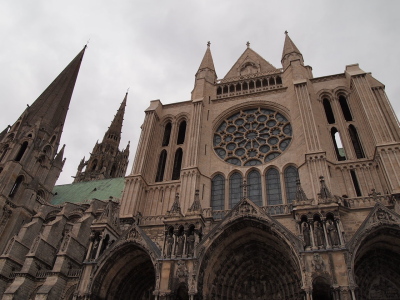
[0,33,399,300]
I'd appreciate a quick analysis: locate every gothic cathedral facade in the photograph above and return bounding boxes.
[0,33,400,300]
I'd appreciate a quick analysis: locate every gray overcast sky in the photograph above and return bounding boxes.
[1,1,399,185]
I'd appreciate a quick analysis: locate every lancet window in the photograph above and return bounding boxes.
[229,172,243,208]
[155,150,167,182]
[211,174,225,211]
[348,125,365,159]
[284,166,299,203]
[171,148,183,180]
[9,175,24,197]
[339,95,352,121]
[177,121,186,145]
[266,168,282,205]
[323,98,335,124]
[162,122,172,147]
[247,170,262,206]
[15,141,28,162]
[331,128,346,161]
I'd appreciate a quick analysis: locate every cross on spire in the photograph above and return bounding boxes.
[207,41,211,47]
[246,41,250,48]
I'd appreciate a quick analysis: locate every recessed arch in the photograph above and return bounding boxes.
[352,225,400,299]
[197,218,303,299]
[91,242,156,300]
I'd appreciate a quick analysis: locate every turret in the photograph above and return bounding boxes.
[191,42,217,100]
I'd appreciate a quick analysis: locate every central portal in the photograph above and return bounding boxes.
[198,219,302,300]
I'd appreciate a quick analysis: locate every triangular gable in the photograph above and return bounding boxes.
[199,197,302,250]
[223,48,277,79]
[347,203,400,251]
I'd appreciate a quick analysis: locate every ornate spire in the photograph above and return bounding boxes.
[167,193,183,217]
[103,92,127,145]
[295,179,308,202]
[198,42,215,71]
[24,46,86,135]
[319,176,333,200]
[187,190,202,214]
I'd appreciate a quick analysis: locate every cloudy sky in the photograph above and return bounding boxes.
[1,1,399,185]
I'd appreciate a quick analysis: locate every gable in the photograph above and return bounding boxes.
[223,48,277,80]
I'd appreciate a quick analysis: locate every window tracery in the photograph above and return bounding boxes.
[213,108,292,166]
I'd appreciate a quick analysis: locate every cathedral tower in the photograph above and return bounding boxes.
[0,46,85,252]
[73,93,129,183]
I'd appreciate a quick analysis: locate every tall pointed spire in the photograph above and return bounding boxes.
[103,92,127,145]
[198,41,215,71]
[24,46,86,133]
[73,92,129,183]
[281,31,304,69]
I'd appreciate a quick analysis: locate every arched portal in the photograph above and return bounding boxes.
[91,243,156,300]
[197,218,303,300]
[354,227,400,299]
[312,277,332,300]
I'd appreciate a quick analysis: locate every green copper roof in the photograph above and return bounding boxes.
[51,177,125,205]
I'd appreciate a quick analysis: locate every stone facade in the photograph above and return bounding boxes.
[0,33,400,300]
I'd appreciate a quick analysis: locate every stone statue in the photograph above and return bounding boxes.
[91,238,99,259]
[166,234,174,257]
[327,219,339,246]
[314,221,324,247]
[187,233,195,256]
[176,235,184,256]
[302,222,311,247]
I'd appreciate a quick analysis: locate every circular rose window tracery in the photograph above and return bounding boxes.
[213,108,292,166]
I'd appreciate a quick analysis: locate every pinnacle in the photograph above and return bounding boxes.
[282,31,302,61]
[198,42,215,71]
[102,93,127,145]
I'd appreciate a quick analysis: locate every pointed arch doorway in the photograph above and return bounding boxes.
[197,218,303,300]
[91,243,156,300]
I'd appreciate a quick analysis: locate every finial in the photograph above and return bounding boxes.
[207,41,211,47]
[86,38,91,47]
[246,41,250,48]
[284,30,288,35]
[126,87,130,94]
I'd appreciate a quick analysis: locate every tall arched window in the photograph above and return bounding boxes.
[176,121,186,145]
[171,148,183,180]
[331,128,346,161]
[229,172,242,208]
[350,170,362,197]
[162,122,172,146]
[9,175,24,197]
[91,159,98,171]
[155,150,167,182]
[266,168,282,205]
[211,174,225,211]
[247,170,262,206]
[0,145,9,162]
[15,141,28,162]
[348,125,365,159]
[323,99,335,124]
[284,166,299,203]
[339,95,352,121]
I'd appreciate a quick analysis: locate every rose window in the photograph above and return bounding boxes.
[213,108,292,166]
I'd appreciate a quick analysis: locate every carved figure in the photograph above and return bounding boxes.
[91,238,99,259]
[176,235,184,256]
[312,253,325,272]
[302,222,311,247]
[187,233,195,256]
[314,221,324,247]
[326,219,339,246]
[166,234,174,257]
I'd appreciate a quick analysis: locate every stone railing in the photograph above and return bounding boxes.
[67,268,82,278]
[36,270,51,278]
[139,215,165,226]
[342,194,393,209]
[262,204,293,215]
